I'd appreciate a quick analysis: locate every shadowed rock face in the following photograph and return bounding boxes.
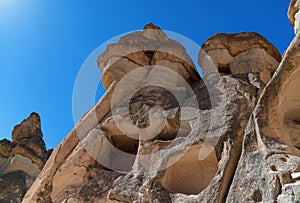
[160,143,218,195]
[0,113,49,203]
[22,4,300,202]
[0,171,28,203]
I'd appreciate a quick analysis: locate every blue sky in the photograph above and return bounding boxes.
[0,0,294,149]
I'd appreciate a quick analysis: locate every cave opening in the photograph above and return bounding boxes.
[160,144,218,195]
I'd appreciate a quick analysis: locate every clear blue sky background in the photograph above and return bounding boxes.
[0,0,294,149]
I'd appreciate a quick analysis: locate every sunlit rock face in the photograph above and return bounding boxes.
[289,0,300,34]
[22,2,300,201]
[0,113,49,203]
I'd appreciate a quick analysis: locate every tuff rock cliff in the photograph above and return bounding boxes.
[22,1,300,202]
[0,113,49,203]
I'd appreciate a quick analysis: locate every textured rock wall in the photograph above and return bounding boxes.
[0,113,49,203]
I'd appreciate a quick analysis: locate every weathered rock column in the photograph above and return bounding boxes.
[175,32,281,203]
[0,113,48,203]
[97,24,202,174]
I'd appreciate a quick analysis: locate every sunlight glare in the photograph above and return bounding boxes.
[0,0,11,6]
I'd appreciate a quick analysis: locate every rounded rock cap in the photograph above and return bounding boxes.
[199,32,281,62]
[98,23,200,89]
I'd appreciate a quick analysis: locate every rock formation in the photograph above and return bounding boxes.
[0,113,49,203]
[227,7,300,201]
[289,0,300,34]
[22,1,300,202]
